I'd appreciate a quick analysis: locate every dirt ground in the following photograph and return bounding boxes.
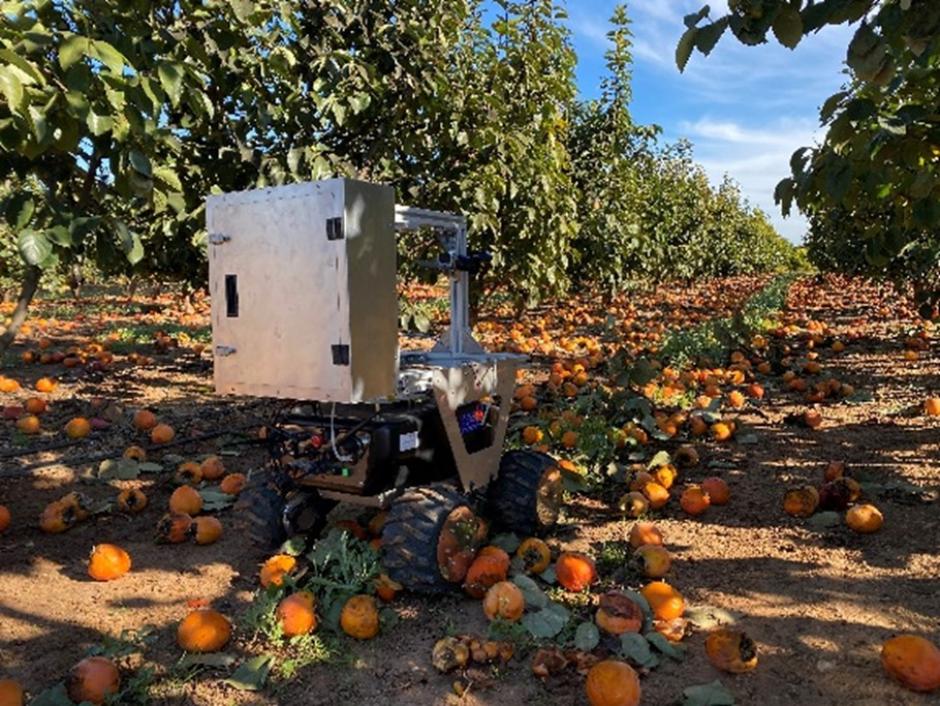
[0,275,938,706]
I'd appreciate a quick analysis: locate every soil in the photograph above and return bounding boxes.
[0,275,938,706]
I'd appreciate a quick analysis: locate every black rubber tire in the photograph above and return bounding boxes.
[381,483,470,594]
[239,474,288,549]
[487,450,561,535]
[238,470,333,549]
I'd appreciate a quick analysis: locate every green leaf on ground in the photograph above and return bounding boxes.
[681,679,736,706]
[177,652,238,669]
[620,632,658,668]
[574,622,600,651]
[807,511,841,528]
[98,458,141,480]
[223,654,273,691]
[646,631,685,660]
[522,601,569,639]
[685,605,739,630]
[28,683,72,706]
[490,532,521,554]
[513,574,548,610]
[200,487,236,511]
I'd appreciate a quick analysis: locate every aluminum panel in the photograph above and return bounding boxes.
[207,179,398,402]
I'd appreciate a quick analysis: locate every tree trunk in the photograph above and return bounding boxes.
[67,262,84,299]
[0,266,41,354]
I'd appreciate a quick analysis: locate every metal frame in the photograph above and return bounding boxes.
[393,205,473,358]
[393,204,526,491]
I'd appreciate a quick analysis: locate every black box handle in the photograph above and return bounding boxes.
[225,274,239,318]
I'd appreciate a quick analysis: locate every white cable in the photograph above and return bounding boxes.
[330,402,355,463]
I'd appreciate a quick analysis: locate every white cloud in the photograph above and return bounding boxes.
[563,0,854,243]
[677,117,826,242]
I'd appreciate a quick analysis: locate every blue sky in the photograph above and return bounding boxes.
[545,2,853,243]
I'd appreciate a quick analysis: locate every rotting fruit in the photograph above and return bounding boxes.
[177,609,232,652]
[200,455,225,480]
[482,581,525,622]
[340,594,380,639]
[846,504,883,534]
[555,552,597,592]
[39,493,91,534]
[220,473,247,495]
[88,544,132,581]
[133,409,158,431]
[640,581,685,621]
[0,679,23,706]
[436,506,487,584]
[628,521,663,548]
[151,423,175,444]
[175,461,203,485]
[881,634,940,693]
[705,628,759,673]
[701,477,730,505]
[375,573,403,602]
[156,512,193,544]
[169,485,203,515]
[640,481,670,509]
[191,516,223,545]
[516,537,552,575]
[585,659,641,706]
[123,445,147,461]
[783,485,819,518]
[595,591,643,636]
[617,492,649,519]
[260,554,297,588]
[277,591,317,637]
[680,485,711,517]
[66,657,120,705]
[634,544,671,578]
[463,546,510,598]
[117,488,148,514]
[65,417,91,439]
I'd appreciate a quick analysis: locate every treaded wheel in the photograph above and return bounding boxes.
[239,470,333,549]
[487,450,563,535]
[239,471,287,549]
[381,483,471,594]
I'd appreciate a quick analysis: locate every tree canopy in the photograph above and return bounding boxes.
[0,0,801,340]
[679,0,940,309]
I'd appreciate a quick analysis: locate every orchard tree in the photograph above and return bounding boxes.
[0,0,471,349]
[569,4,660,294]
[0,0,264,349]
[677,0,940,312]
[441,0,581,306]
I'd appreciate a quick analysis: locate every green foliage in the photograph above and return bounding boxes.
[568,6,659,292]
[422,0,581,305]
[631,146,800,281]
[0,0,804,319]
[399,296,446,334]
[303,528,381,606]
[659,273,795,368]
[680,1,940,309]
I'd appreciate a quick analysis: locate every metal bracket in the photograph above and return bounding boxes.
[208,233,230,245]
[215,345,237,357]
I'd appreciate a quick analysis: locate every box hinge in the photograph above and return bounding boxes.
[215,345,237,357]
[331,344,350,366]
[326,217,344,241]
[209,233,231,245]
